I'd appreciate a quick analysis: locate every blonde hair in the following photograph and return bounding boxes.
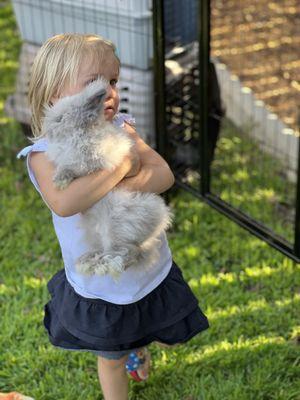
[28,33,120,140]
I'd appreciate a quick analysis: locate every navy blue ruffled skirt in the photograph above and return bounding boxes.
[43,261,209,352]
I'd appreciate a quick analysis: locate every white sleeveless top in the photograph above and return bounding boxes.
[17,113,173,304]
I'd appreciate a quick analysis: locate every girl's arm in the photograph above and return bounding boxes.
[29,151,135,217]
[29,123,174,217]
[115,122,175,194]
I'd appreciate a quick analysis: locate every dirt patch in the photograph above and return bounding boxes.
[210,0,300,133]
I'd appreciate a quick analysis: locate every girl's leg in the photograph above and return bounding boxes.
[97,354,129,400]
[154,341,176,349]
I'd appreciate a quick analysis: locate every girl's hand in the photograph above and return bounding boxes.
[123,121,141,177]
[124,146,141,178]
[116,121,175,193]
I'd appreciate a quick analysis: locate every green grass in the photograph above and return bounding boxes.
[210,119,296,243]
[182,118,296,244]
[0,2,300,399]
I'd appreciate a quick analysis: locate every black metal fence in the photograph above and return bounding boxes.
[5,0,300,262]
[153,0,300,262]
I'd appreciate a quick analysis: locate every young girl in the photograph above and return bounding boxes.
[17,34,209,400]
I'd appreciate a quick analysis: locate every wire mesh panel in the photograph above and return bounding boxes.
[12,0,153,68]
[165,43,200,183]
[163,0,201,185]
[210,0,300,249]
[162,1,224,189]
[153,0,300,261]
[5,0,155,145]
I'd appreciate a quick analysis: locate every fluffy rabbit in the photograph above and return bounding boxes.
[42,79,172,279]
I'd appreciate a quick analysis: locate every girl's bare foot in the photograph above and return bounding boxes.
[0,393,34,400]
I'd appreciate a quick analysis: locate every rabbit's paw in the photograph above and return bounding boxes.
[75,259,95,275]
[76,251,105,275]
[95,255,125,280]
[109,257,126,281]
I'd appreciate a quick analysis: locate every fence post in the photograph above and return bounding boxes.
[199,0,210,195]
[152,0,168,160]
[294,118,300,258]
[153,0,172,204]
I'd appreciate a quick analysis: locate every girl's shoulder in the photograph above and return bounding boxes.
[31,137,48,152]
[16,137,48,159]
[113,113,136,129]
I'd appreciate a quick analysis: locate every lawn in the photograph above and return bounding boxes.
[0,1,300,399]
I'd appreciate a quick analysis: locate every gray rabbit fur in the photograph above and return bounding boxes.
[42,78,172,279]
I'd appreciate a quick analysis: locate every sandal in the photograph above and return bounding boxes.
[125,348,151,382]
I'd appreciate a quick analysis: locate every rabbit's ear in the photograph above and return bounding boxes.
[85,89,106,113]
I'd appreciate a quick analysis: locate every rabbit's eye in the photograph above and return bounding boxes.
[110,79,118,87]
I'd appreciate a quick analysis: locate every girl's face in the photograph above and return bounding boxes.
[51,54,120,122]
